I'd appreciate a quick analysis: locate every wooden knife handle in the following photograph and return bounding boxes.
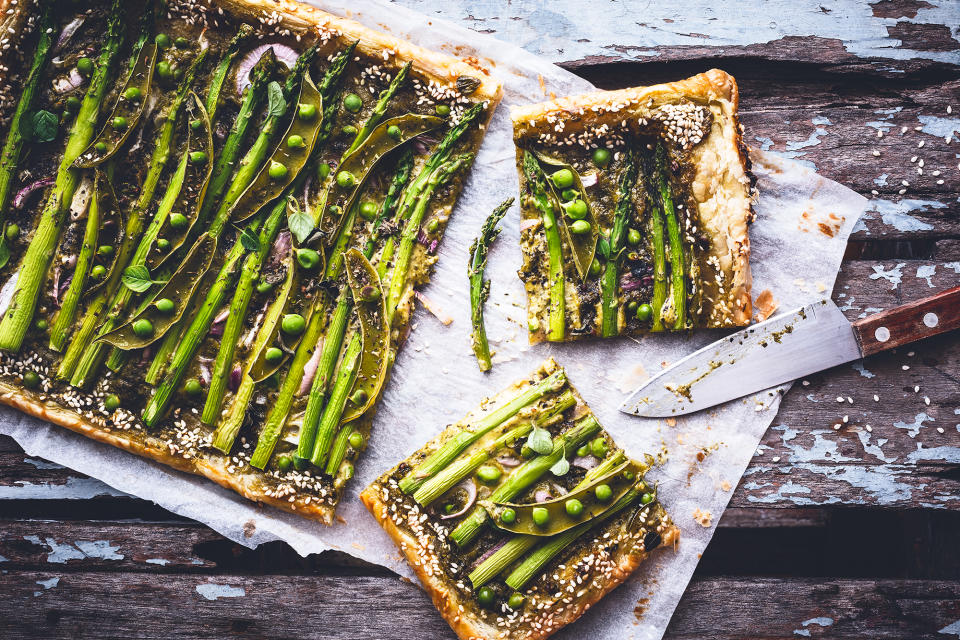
[852,285,960,357]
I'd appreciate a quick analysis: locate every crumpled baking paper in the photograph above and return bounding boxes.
[0,2,867,638]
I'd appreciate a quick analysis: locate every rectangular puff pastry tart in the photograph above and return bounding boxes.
[362,358,678,640]
[0,0,500,523]
[512,70,753,342]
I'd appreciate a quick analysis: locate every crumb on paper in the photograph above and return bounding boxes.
[665,417,677,427]
[720,480,732,491]
[815,281,827,293]
[753,289,779,322]
[692,508,713,528]
[242,519,256,538]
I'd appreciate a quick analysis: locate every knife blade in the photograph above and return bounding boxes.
[619,299,862,417]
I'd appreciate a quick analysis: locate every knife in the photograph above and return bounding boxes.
[619,286,960,418]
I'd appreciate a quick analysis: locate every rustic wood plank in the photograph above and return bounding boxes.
[0,570,956,639]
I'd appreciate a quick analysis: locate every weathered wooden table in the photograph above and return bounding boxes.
[1,1,959,638]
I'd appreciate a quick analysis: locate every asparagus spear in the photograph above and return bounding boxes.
[648,150,668,332]
[413,390,576,507]
[468,450,626,587]
[0,1,55,268]
[449,415,601,548]
[398,368,566,495]
[521,150,564,341]
[0,0,125,352]
[468,198,512,371]
[656,142,686,330]
[600,147,638,337]
[61,49,209,385]
[142,46,320,427]
[205,24,254,123]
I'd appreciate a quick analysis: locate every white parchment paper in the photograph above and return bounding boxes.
[0,2,868,639]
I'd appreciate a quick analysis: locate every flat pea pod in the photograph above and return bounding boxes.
[230,72,324,223]
[321,114,443,242]
[340,248,390,423]
[148,93,214,270]
[82,172,123,298]
[97,234,216,350]
[74,44,158,168]
[480,459,645,536]
[531,150,599,281]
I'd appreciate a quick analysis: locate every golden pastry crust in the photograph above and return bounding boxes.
[513,69,752,340]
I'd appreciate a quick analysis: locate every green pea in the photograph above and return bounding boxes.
[500,508,516,524]
[132,318,154,338]
[592,147,612,167]
[551,168,574,189]
[348,431,364,448]
[104,394,121,412]
[507,593,525,610]
[23,370,40,389]
[336,170,356,188]
[622,469,636,482]
[173,66,184,81]
[387,124,401,140]
[595,484,613,502]
[256,281,273,294]
[96,244,114,257]
[628,300,638,312]
[5,224,19,242]
[532,506,550,526]
[350,389,368,406]
[76,57,93,76]
[590,437,608,458]
[426,218,439,233]
[112,116,128,130]
[443,503,456,514]
[570,219,591,235]
[169,213,188,229]
[154,298,175,314]
[293,455,310,471]
[566,199,588,220]
[627,228,641,246]
[35,318,48,331]
[174,36,190,49]
[343,93,363,113]
[123,87,142,101]
[317,163,331,180]
[276,455,292,472]
[435,104,451,116]
[340,461,354,480]
[296,248,320,270]
[94,142,108,153]
[359,201,378,221]
[636,303,653,322]
[264,347,284,364]
[61,109,70,121]
[281,313,306,336]
[476,465,501,484]
[328,204,342,217]
[90,265,106,279]
[156,238,170,251]
[155,33,171,49]
[66,96,81,111]
[156,61,172,81]
[286,134,305,149]
[184,378,203,396]
[476,586,495,607]
[298,103,317,120]
[268,161,289,180]
[576,445,589,457]
[527,317,540,333]
[341,124,357,136]
[189,151,207,165]
[560,188,577,201]
[565,498,584,517]
[190,119,203,131]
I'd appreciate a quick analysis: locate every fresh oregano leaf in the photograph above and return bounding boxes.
[266,81,286,118]
[121,264,159,293]
[527,425,553,456]
[549,447,570,476]
[0,237,9,270]
[286,195,314,244]
[30,110,58,143]
[239,225,260,252]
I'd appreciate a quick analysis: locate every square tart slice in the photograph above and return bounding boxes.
[361,358,678,640]
[512,69,753,343]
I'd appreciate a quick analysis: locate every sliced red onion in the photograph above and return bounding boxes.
[580,171,598,188]
[414,291,453,326]
[69,176,93,220]
[14,177,54,210]
[229,366,242,392]
[268,230,292,267]
[209,322,224,338]
[496,454,521,467]
[573,455,599,471]
[236,44,298,94]
[50,266,61,307]
[213,307,230,325]
[53,68,84,94]
[140,345,153,363]
[439,479,477,520]
[54,17,85,53]
[416,228,439,254]
[297,335,324,395]
[198,360,212,386]
[519,217,541,232]
[619,273,644,292]
[534,488,552,503]
[471,538,508,569]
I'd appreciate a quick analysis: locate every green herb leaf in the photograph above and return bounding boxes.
[122,265,158,293]
[0,238,9,270]
[30,110,59,143]
[549,447,569,476]
[286,196,314,244]
[266,81,286,118]
[597,235,610,260]
[239,226,260,252]
[527,426,553,456]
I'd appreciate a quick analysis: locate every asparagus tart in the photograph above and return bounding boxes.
[513,70,753,342]
[361,358,678,640]
[0,0,501,523]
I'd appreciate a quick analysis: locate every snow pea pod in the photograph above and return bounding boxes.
[82,172,122,297]
[74,44,158,168]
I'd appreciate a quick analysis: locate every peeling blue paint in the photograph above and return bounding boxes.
[916,264,936,287]
[918,115,960,142]
[22,536,123,563]
[196,583,246,600]
[857,430,897,463]
[869,263,905,289]
[868,199,942,233]
[851,362,875,378]
[754,136,774,151]
[22,457,63,470]
[873,173,888,186]
[907,444,960,464]
[145,558,171,566]
[894,412,934,439]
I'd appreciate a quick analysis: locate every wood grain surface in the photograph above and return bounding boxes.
[1,0,958,638]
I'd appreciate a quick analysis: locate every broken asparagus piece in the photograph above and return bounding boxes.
[468,198,512,371]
